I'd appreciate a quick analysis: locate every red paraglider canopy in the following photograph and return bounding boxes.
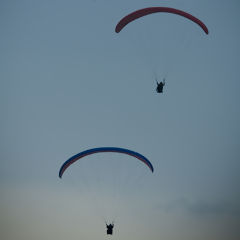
[115,7,209,34]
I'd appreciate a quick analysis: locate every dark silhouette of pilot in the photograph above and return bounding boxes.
[106,223,114,235]
[156,78,165,93]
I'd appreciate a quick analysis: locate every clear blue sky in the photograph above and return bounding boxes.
[1,0,240,240]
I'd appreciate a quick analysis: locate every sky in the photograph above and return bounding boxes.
[1,0,240,239]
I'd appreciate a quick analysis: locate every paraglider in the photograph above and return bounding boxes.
[115,7,209,34]
[115,7,208,94]
[59,147,154,235]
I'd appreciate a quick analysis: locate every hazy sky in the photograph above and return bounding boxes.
[1,0,240,240]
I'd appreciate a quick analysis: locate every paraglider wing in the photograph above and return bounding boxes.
[59,147,154,178]
[115,7,208,34]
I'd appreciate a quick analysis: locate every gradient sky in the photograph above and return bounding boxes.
[1,0,240,240]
